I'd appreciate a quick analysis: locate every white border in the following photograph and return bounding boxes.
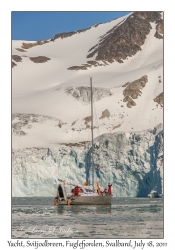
[1,1,175,249]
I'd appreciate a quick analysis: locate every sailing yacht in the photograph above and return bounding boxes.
[54,77,112,205]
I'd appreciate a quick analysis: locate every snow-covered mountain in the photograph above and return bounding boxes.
[12,12,163,197]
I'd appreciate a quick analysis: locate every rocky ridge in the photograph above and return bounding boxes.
[53,26,91,41]
[14,25,94,53]
[68,12,163,71]
[87,12,163,62]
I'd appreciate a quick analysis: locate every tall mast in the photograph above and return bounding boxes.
[90,77,94,192]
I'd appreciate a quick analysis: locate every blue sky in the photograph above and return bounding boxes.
[12,12,130,41]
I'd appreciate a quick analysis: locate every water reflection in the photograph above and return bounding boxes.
[149,205,162,213]
[56,204,111,215]
[96,205,111,214]
[12,198,163,238]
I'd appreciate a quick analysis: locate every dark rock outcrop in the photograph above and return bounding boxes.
[12,55,22,62]
[21,40,50,49]
[53,31,76,40]
[12,55,22,68]
[84,116,92,127]
[122,75,148,108]
[67,60,106,71]
[29,56,51,63]
[112,124,121,130]
[67,64,92,71]
[99,109,110,119]
[77,27,91,33]
[12,61,17,68]
[154,92,163,107]
[15,48,27,52]
[154,19,163,39]
[123,96,136,108]
[53,27,92,41]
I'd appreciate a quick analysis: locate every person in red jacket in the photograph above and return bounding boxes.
[74,186,80,196]
[108,183,112,195]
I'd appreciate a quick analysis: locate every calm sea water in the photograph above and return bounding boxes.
[12,197,163,239]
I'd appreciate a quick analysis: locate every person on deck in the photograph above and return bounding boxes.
[74,186,80,196]
[108,183,112,195]
[103,188,108,194]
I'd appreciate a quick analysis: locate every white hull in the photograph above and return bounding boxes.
[58,195,111,205]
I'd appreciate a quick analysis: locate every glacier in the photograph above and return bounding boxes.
[12,124,163,197]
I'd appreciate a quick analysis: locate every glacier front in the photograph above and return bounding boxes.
[12,124,163,197]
